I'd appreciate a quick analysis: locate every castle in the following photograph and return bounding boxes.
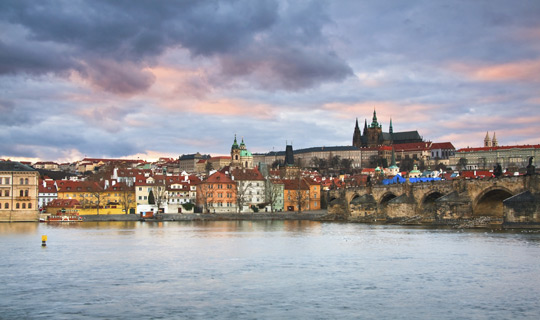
[352,110,423,148]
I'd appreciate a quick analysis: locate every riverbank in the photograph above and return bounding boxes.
[81,210,330,222]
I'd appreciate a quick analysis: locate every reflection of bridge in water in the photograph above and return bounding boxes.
[327,175,540,227]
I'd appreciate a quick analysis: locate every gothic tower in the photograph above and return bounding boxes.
[484,132,492,147]
[352,118,361,148]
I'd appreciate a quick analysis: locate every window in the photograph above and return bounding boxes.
[5,178,9,184]
[4,203,8,209]
[20,190,24,197]
[25,190,29,197]
[4,190,9,197]
[28,203,32,209]
[25,178,29,185]
[20,178,24,185]
[16,203,20,209]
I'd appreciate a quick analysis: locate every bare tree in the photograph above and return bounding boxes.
[118,185,135,214]
[266,180,283,213]
[197,183,211,213]
[89,190,108,215]
[294,179,310,213]
[153,183,168,213]
[236,181,249,213]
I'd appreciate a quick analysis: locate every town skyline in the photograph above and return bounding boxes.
[1,0,539,163]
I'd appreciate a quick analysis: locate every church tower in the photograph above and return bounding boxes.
[352,118,361,148]
[484,132,492,147]
[367,109,383,147]
[492,132,498,147]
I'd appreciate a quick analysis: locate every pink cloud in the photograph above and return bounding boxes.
[450,59,540,82]
[322,101,437,123]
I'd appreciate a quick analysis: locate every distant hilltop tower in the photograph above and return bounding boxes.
[484,132,498,147]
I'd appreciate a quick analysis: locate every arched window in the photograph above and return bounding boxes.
[25,178,29,185]
[16,203,20,209]
[28,203,32,209]
[4,203,8,209]
[25,190,29,197]
[22,203,26,209]
[4,190,9,197]
[20,178,24,185]
[20,190,24,197]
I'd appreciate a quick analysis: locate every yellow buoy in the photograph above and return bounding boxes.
[41,235,47,247]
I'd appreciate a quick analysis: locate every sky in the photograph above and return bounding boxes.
[1,0,539,163]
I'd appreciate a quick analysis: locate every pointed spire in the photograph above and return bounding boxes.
[484,131,491,147]
[355,117,359,129]
[389,118,393,134]
[492,132,498,146]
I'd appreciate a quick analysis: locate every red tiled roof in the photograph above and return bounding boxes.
[56,180,102,192]
[457,144,540,152]
[47,199,81,208]
[393,142,432,152]
[205,171,235,184]
[231,168,264,181]
[431,142,455,150]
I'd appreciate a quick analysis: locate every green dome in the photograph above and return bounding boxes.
[240,149,252,157]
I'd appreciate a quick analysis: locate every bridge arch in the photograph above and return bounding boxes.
[473,186,514,218]
[379,192,398,206]
[421,191,445,212]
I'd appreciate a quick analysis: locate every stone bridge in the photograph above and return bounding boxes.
[327,175,540,227]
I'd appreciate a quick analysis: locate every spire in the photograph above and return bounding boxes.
[232,134,239,149]
[370,108,380,128]
[492,132,498,146]
[484,132,491,147]
[389,118,393,134]
[355,118,359,129]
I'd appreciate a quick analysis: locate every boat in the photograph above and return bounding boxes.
[46,211,83,222]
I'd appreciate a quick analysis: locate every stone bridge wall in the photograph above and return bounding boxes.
[328,175,540,227]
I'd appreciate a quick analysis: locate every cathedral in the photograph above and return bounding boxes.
[352,110,423,148]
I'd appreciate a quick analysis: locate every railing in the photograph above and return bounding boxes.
[16,196,31,201]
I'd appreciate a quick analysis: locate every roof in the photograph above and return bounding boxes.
[0,161,36,172]
[47,199,81,208]
[431,142,455,150]
[457,144,540,152]
[56,180,103,192]
[205,171,235,184]
[393,142,432,152]
[231,168,264,181]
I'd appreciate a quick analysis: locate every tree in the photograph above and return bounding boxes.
[271,159,284,169]
[330,155,341,169]
[152,183,168,213]
[457,158,468,171]
[236,180,249,213]
[205,161,214,175]
[118,185,135,214]
[148,190,155,205]
[340,158,353,172]
[266,179,283,213]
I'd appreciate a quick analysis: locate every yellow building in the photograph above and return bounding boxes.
[0,161,39,222]
[56,180,135,215]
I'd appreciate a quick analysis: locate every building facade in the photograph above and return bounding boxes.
[0,161,40,222]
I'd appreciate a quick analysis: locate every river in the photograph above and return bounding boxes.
[1,221,539,319]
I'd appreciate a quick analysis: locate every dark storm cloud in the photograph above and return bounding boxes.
[0,0,351,94]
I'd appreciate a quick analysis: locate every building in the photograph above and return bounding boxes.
[231,168,266,212]
[282,177,321,212]
[449,144,540,171]
[179,153,209,173]
[0,161,40,222]
[196,171,237,213]
[208,156,232,171]
[353,110,423,148]
[33,161,60,171]
[230,136,254,169]
[255,145,363,169]
[38,179,58,210]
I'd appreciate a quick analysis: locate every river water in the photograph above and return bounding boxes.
[1,221,539,319]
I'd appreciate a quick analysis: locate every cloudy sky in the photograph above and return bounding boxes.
[1,0,539,163]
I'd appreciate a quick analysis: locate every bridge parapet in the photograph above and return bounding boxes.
[326,175,540,227]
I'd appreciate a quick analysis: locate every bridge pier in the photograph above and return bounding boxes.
[328,175,540,228]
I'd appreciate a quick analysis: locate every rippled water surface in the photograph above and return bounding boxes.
[1,221,540,319]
